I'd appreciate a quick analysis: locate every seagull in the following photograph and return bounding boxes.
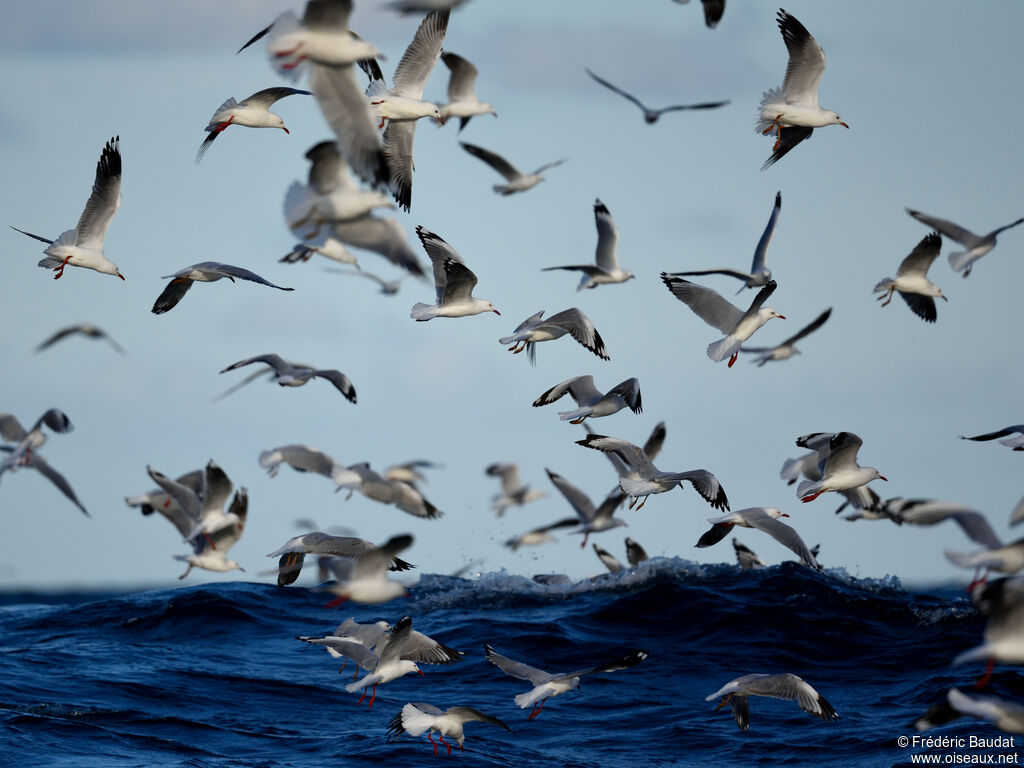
[125,467,204,535]
[589,420,668,502]
[484,644,648,719]
[873,233,946,323]
[387,702,511,756]
[594,543,624,574]
[499,308,609,365]
[35,323,124,355]
[270,532,414,586]
[305,616,460,708]
[320,533,414,605]
[660,275,785,367]
[460,142,566,195]
[259,444,363,492]
[327,267,409,295]
[625,537,649,567]
[485,463,546,517]
[796,432,887,503]
[325,214,427,277]
[0,409,74,466]
[733,538,767,570]
[696,507,821,570]
[576,433,729,512]
[532,375,641,424]
[151,262,294,314]
[299,616,389,671]
[410,226,499,320]
[671,0,727,29]
[786,432,882,514]
[347,463,444,519]
[144,460,236,545]
[301,615,461,673]
[11,136,124,280]
[438,51,497,131]
[219,354,356,403]
[706,673,839,732]
[504,518,578,551]
[281,237,361,269]
[960,425,1024,453]
[543,200,634,290]
[669,191,780,292]
[237,0,383,77]
[195,87,311,163]
[946,689,1024,734]
[546,468,627,548]
[741,307,831,366]
[364,10,450,210]
[283,141,395,239]
[887,498,1001,549]
[585,68,729,123]
[0,447,89,517]
[757,10,848,169]
[907,208,1024,277]
[383,460,441,490]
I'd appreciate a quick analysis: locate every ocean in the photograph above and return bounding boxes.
[1,560,1018,767]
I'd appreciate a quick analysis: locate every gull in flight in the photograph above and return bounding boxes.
[784,432,882,515]
[125,467,203,534]
[796,431,887,503]
[35,323,124,355]
[485,644,648,719]
[195,87,311,163]
[0,446,88,517]
[152,262,293,314]
[585,68,729,123]
[143,460,236,544]
[543,199,634,290]
[594,543,624,574]
[363,10,450,210]
[706,673,839,732]
[660,275,785,366]
[283,141,395,239]
[320,533,414,605]
[410,226,499,320]
[576,433,729,512]
[259,444,362,493]
[270,532,414,587]
[741,307,831,366]
[219,354,356,403]
[757,10,848,170]
[346,462,443,520]
[485,463,546,517]
[696,507,821,570]
[387,702,511,756]
[330,213,427,277]
[0,409,73,466]
[546,468,627,548]
[532,375,641,424]
[300,615,461,675]
[960,425,1024,453]
[438,51,497,131]
[669,191,780,292]
[12,136,123,280]
[504,517,578,551]
[282,236,360,270]
[873,233,946,323]
[499,308,608,365]
[460,142,566,195]
[907,208,1024,277]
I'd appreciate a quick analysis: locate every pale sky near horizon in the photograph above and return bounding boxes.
[0,0,1021,591]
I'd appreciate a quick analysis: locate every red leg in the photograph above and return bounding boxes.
[761,114,781,136]
[280,55,306,70]
[428,732,438,756]
[357,687,368,705]
[53,254,74,279]
[974,657,995,690]
[439,735,451,756]
[580,532,589,549]
[367,684,378,709]
[324,595,348,608]
[204,532,217,551]
[273,44,301,57]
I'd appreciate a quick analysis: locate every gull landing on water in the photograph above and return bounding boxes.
[543,199,634,290]
[195,87,311,163]
[660,275,784,366]
[873,233,946,323]
[585,68,729,124]
[757,10,848,169]
[706,673,839,732]
[12,136,123,280]
[907,208,1024,277]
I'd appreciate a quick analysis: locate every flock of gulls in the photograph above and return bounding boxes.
[3,0,1024,752]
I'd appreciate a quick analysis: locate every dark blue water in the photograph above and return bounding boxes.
[1,560,1018,767]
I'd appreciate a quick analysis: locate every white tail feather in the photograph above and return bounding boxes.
[707,336,740,362]
[400,703,437,737]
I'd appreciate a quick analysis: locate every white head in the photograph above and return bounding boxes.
[760,307,786,322]
[829,111,849,129]
[274,115,290,133]
[98,260,125,280]
[763,507,788,520]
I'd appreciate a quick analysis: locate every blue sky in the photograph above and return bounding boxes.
[1,0,1022,589]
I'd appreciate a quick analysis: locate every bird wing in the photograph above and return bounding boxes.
[0,414,28,443]
[657,100,731,113]
[898,292,937,323]
[658,469,729,510]
[660,275,744,333]
[309,63,389,187]
[960,426,1024,442]
[151,278,195,314]
[484,644,552,685]
[147,465,201,522]
[751,191,781,274]
[415,226,465,300]
[777,10,826,108]
[382,120,417,212]
[746,510,820,569]
[440,260,479,305]
[743,674,839,722]
[204,489,248,555]
[607,378,642,414]
[562,649,649,679]
[668,267,756,282]
[897,232,942,277]
[533,376,591,407]
[460,142,521,182]
[261,444,339,478]
[531,158,567,175]
[546,469,597,524]
[219,353,291,375]
[312,369,357,403]
[442,51,479,102]
[592,199,619,272]
[390,9,449,98]
[761,126,813,170]
[351,534,413,578]
[576,434,656,478]
[445,707,512,731]
[24,452,89,516]
[585,68,648,113]
[643,421,668,461]
[823,431,864,473]
[303,636,379,669]
[331,215,426,277]
[541,308,609,360]
[240,86,312,109]
[76,136,122,248]
[35,326,81,352]
[905,209,983,248]
[778,307,832,347]
[305,141,352,194]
